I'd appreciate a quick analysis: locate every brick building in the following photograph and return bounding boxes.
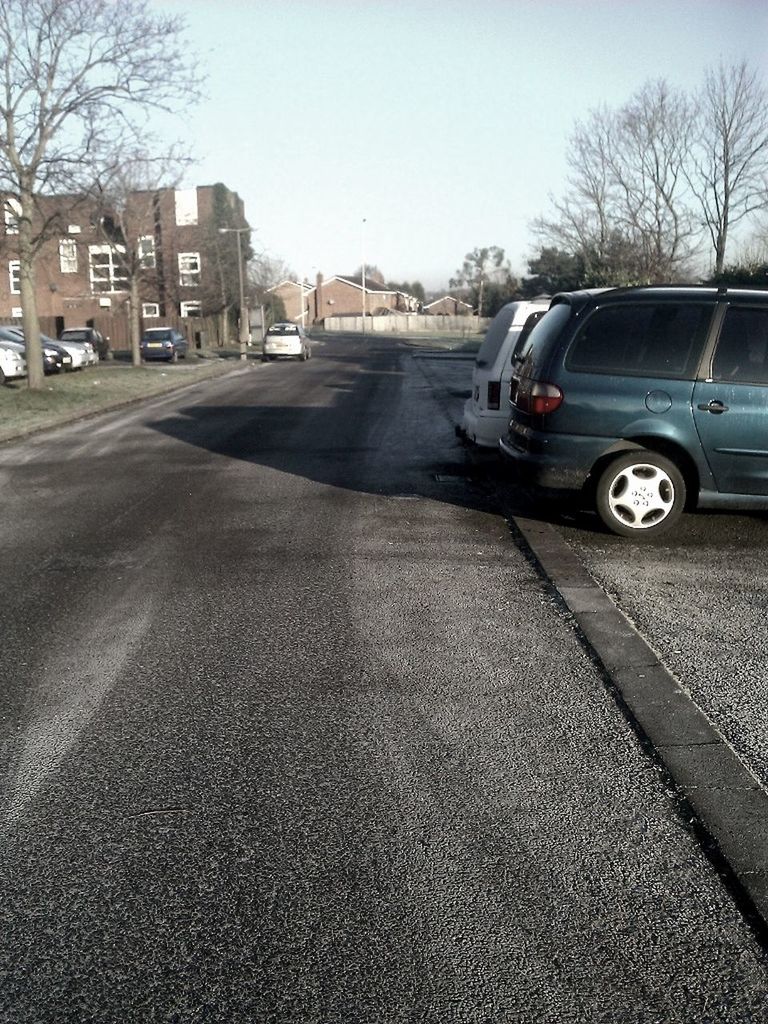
[0,184,249,339]
[268,273,420,325]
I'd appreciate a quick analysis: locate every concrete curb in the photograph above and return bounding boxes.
[513,515,768,932]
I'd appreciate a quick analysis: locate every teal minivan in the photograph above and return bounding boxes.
[499,286,768,538]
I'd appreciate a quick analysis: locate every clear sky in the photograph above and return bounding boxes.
[152,0,768,290]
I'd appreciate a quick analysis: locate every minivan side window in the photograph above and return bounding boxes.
[566,303,711,378]
[711,307,768,384]
[475,307,516,368]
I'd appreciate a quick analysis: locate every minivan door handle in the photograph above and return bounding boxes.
[697,399,729,414]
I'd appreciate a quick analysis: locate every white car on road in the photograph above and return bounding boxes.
[262,322,311,362]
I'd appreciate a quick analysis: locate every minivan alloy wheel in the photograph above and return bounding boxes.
[595,451,686,538]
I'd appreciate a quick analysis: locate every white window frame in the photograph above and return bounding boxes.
[175,188,198,226]
[142,302,160,318]
[8,260,20,294]
[4,198,21,234]
[180,300,202,317]
[88,244,128,293]
[11,306,22,318]
[138,235,156,269]
[59,238,78,274]
[178,251,201,287]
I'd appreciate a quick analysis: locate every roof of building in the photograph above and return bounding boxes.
[332,275,396,294]
[424,295,473,309]
[268,279,315,294]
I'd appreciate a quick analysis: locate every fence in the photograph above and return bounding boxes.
[322,314,490,335]
[27,311,238,351]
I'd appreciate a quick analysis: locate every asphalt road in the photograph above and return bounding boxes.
[1,334,767,1022]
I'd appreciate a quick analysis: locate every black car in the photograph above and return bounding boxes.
[0,326,72,374]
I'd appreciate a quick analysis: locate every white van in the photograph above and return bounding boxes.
[460,298,550,448]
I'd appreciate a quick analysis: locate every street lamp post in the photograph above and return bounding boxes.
[219,227,250,361]
[361,217,366,336]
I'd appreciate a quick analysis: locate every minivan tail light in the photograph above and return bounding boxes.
[516,379,564,415]
[487,380,501,410]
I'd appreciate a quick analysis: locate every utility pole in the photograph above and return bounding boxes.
[219,227,251,361]
[361,217,367,336]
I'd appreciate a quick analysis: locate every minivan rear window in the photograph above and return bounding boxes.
[474,306,516,368]
[519,303,572,375]
[566,303,711,379]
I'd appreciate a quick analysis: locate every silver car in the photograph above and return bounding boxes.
[0,340,26,384]
[4,326,87,370]
[58,328,100,366]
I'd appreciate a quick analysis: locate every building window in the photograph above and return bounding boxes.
[88,244,128,292]
[142,302,160,318]
[11,306,22,318]
[175,188,198,226]
[4,198,21,234]
[59,239,78,273]
[138,235,156,269]
[180,300,201,317]
[178,252,200,287]
[8,260,20,294]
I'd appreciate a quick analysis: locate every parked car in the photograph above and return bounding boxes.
[0,340,26,384]
[262,322,311,362]
[0,327,72,374]
[58,327,101,365]
[499,285,768,539]
[459,298,550,447]
[140,327,188,362]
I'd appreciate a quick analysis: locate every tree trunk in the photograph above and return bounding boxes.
[130,278,142,366]
[19,191,44,390]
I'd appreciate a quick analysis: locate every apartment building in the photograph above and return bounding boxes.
[0,184,249,337]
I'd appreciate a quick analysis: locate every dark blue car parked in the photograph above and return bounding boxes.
[499,286,768,538]
[140,327,188,362]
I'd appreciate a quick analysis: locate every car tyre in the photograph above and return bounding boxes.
[595,451,685,539]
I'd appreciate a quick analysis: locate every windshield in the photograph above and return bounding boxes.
[268,324,299,335]
[144,330,172,340]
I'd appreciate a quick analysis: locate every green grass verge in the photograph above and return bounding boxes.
[0,356,239,442]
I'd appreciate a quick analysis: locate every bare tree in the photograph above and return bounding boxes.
[534,84,698,285]
[532,107,620,282]
[0,0,200,388]
[91,148,193,366]
[249,254,296,295]
[688,60,768,276]
[608,81,699,281]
